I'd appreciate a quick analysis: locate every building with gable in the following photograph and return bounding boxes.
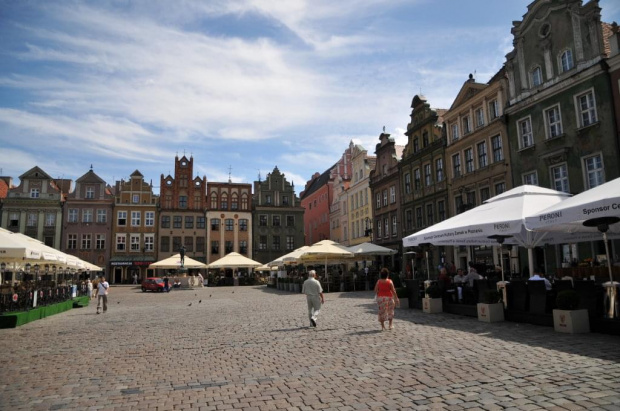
[329,146,352,244]
[346,141,376,247]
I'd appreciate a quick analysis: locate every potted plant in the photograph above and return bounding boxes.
[477,289,504,323]
[553,289,589,333]
[423,284,442,313]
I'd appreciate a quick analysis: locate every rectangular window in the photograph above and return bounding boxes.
[272,215,281,227]
[81,234,91,249]
[211,240,219,254]
[392,216,397,236]
[551,164,569,193]
[495,182,506,195]
[117,211,127,226]
[435,158,444,182]
[195,236,205,253]
[477,141,488,168]
[131,211,141,226]
[160,236,170,253]
[467,191,476,209]
[405,209,413,230]
[210,195,218,209]
[265,194,271,205]
[116,234,126,251]
[225,218,234,231]
[382,190,388,206]
[94,234,105,249]
[422,131,429,147]
[390,186,396,203]
[475,108,484,128]
[179,215,191,229]
[451,123,459,141]
[96,209,107,223]
[462,115,471,134]
[9,212,19,228]
[377,220,382,238]
[531,66,542,87]
[179,196,188,209]
[413,138,419,153]
[27,213,37,227]
[239,240,247,254]
[561,49,573,72]
[415,207,423,228]
[465,148,474,173]
[239,219,248,231]
[376,193,381,209]
[491,135,503,162]
[173,216,182,228]
[438,200,446,221]
[480,187,490,203]
[196,216,205,229]
[452,153,461,178]
[132,194,139,204]
[130,234,140,251]
[144,211,154,226]
[144,234,154,252]
[258,236,267,250]
[455,195,464,214]
[518,117,533,148]
[404,173,411,194]
[384,218,389,238]
[161,215,170,228]
[83,209,93,223]
[414,169,421,190]
[584,154,604,189]
[67,234,77,249]
[172,237,182,252]
[426,204,434,226]
[489,99,499,120]
[576,90,597,127]
[424,164,432,186]
[282,196,289,206]
[286,216,294,227]
[286,235,295,251]
[259,215,267,227]
[523,172,538,186]
[211,218,220,230]
[30,188,40,198]
[68,209,78,223]
[272,236,280,251]
[184,236,193,252]
[544,105,563,139]
[45,213,55,227]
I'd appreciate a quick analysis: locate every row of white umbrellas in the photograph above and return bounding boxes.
[402,177,620,282]
[0,228,102,274]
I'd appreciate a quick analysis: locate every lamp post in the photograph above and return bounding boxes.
[0,262,5,284]
[34,264,40,283]
[52,265,57,285]
[25,263,31,282]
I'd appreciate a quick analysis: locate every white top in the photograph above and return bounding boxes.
[302,278,323,296]
[528,275,552,291]
[98,281,109,295]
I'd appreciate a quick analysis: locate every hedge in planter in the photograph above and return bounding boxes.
[553,289,589,333]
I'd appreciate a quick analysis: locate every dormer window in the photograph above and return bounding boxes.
[560,49,573,73]
[86,187,95,199]
[30,188,40,198]
[531,66,542,87]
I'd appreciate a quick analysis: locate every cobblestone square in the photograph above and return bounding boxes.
[1,286,619,410]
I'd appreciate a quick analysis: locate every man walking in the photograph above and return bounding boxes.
[302,270,324,327]
[97,276,109,314]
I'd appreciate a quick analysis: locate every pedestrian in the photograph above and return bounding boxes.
[373,267,400,331]
[302,270,324,328]
[87,278,93,300]
[96,276,109,314]
[132,273,138,284]
[163,276,170,292]
[92,277,99,299]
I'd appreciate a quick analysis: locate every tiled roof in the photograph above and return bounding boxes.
[300,165,334,200]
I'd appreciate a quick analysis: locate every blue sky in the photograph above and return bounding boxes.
[1,0,619,193]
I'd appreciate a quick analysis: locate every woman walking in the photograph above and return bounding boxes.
[374,268,400,331]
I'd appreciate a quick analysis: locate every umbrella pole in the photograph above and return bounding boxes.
[603,232,614,284]
[426,251,430,281]
[325,257,329,293]
[527,248,535,278]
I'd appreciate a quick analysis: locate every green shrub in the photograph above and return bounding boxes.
[425,284,442,299]
[556,289,580,310]
[481,289,502,304]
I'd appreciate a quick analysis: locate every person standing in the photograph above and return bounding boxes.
[302,270,324,328]
[163,276,170,292]
[96,276,109,314]
[374,268,400,331]
[87,279,94,300]
[132,273,138,285]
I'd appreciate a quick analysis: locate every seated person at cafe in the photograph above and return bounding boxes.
[529,268,552,291]
[463,263,483,287]
[453,268,466,284]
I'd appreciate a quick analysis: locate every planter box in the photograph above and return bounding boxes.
[422,297,442,313]
[477,303,505,323]
[553,309,590,333]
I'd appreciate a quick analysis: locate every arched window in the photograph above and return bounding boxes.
[560,49,573,73]
[530,66,542,87]
[210,193,218,209]
[241,194,248,210]
[221,193,228,209]
[231,193,239,210]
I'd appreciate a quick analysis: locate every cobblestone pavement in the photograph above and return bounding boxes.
[0,286,619,411]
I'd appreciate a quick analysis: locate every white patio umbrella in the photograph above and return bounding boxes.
[299,240,354,291]
[268,246,309,266]
[525,177,620,284]
[403,185,572,279]
[149,253,208,270]
[207,252,262,269]
[0,228,43,262]
[346,242,397,256]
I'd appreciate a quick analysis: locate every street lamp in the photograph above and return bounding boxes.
[0,262,5,284]
[52,265,57,284]
[25,263,31,282]
[34,264,40,282]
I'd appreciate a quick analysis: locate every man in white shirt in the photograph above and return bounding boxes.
[463,263,483,287]
[96,276,110,314]
[302,270,324,328]
[529,269,552,291]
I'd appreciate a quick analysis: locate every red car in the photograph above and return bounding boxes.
[141,277,166,292]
